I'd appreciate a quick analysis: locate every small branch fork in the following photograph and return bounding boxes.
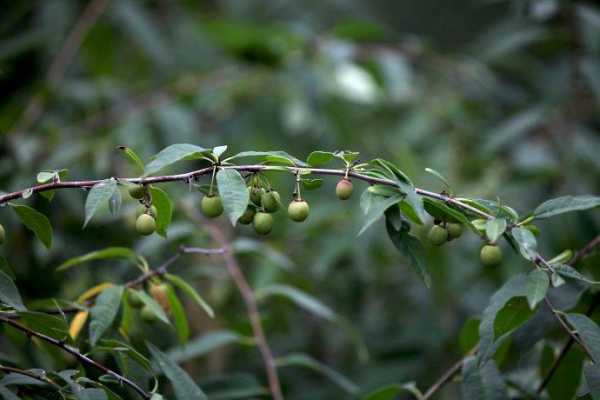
[0,316,151,399]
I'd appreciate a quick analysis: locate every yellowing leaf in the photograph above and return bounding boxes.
[69,311,89,339]
[77,282,114,303]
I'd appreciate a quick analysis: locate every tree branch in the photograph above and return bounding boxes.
[421,345,478,400]
[0,365,62,391]
[0,316,150,399]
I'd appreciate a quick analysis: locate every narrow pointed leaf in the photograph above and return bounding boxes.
[147,343,207,400]
[9,204,53,249]
[164,274,214,318]
[525,270,549,309]
[149,186,172,237]
[84,179,118,228]
[0,271,26,311]
[89,286,124,346]
[144,144,208,176]
[533,195,600,219]
[57,247,136,272]
[216,168,249,226]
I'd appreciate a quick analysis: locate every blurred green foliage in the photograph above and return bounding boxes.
[1,0,599,399]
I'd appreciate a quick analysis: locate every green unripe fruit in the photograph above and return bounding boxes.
[201,195,224,218]
[238,206,256,225]
[480,244,503,267]
[447,223,463,240]
[288,200,309,222]
[128,185,145,199]
[0,224,5,245]
[140,306,157,323]
[136,214,156,236]
[428,224,448,246]
[253,212,274,235]
[261,191,280,213]
[127,289,144,308]
[336,179,353,200]
[136,204,157,218]
[250,187,264,205]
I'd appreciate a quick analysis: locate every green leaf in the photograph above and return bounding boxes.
[399,183,427,225]
[256,284,335,321]
[486,218,507,243]
[547,349,584,400]
[424,167,450,189]
[358,190,403,235]
[306,151,335,166]
[0,385,19,400]
[554,264,600,285]
[137,291,170,324]
[89,286,124,346]
[149,186,172,237]
[461,356,508,400]
[422,198,472,227]
[212,145,228,159]
[147,342,207,400]
[166,285,189,343]
[84,179,118,228]
[20,311,68,340]
[57,247,136,272]
[385,218,431,288]
[0,257,15,280]
[0,270,26,311]
[511,227,538,261]
[223,150,308,166]
[216,169,249,226]
[459,318,481,354]
[276,353,359,395]
[479,274,529,362]
[525,270,549,309]
[144,144,209,176]
[362,383,423,400]
[117,145,145,174]
[566,314,600,363]
[37,169,68,201]
[36,171,56,183]
[167,330,251,364]
[585,362,600,400]
[533,195,600,219]
[494,297,534,338]
[9,204,52,249]
[370,159,412,185]
[164,274,214,318]
[301,178,323,190]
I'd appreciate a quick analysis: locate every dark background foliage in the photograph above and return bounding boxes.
[1,0,599,399]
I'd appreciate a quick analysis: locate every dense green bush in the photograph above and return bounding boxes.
[1,1,600,399]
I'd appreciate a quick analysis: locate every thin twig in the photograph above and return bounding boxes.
[9,0,111,137]
[569,234,600,266]
[421,346,478,400]
[182,206,284,400]
[0,317,150,399]
[0,365,62,391]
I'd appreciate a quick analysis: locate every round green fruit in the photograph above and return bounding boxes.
[336,179,353,200]
[288,200,309,222]
[238,206,255,225]
[428,224,448,246]
[128,185,145,200]
[0,224,5,245]
[136,204,157,218]
[201,195,224,218]
[480,244,503,267]
[136,214,156,236]
[261,191,280,213]
[140,306,157,323]
[253,212,274,235]
[250,187,264,205]
[127,289,144,308]
[446,223,463,240]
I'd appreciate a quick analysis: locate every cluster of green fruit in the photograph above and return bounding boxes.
[198,177,354,235]
[427,221,503,267]
[128,185,158,236]
[126,282,170,323]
